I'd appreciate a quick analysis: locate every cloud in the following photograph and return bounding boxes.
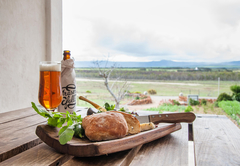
[91,19,176,57]
[213,1,240,27]
[90,19,213,61]
[100,38,173,56]
[63,0,240,62]
[88,15,240,62]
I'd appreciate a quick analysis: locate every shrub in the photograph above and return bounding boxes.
[201,99,207,105]
[230,85,240,93]
[217,93,232,102]
[135,91,142,94]
[135,96,140,100]
[172,100,180,105]
[86,90,91,93]
[233,93,240,102]
[189,98,200,106]
[148,89,157,95]
[230,85,240,102]
[185,106,193,112]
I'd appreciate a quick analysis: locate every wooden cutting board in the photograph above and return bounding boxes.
[36,123,181,157]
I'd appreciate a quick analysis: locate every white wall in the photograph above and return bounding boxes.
[0,0,62,113]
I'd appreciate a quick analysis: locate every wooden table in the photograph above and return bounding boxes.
[1,107,240,166]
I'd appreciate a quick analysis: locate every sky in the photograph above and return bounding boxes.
[63,0,240,63]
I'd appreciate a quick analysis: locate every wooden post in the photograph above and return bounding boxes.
[218,77,220,96]
[45,0,62,61]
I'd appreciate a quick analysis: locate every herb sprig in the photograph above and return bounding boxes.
[104,103,115,111]
[104,102,127,112]
[31,102,84,145]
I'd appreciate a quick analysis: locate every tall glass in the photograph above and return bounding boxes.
[38,61,62,111]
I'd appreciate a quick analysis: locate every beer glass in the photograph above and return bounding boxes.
[38,61,62,111]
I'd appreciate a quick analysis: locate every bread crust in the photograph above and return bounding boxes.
[110,111,141,135]
[82,112,128,141]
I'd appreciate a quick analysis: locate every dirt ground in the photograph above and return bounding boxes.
[124,96,178,111]
[126,98,159,111]
[124,95,225,115]
[123,95,239,128]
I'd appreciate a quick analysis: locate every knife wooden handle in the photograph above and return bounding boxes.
[79,96,107,112]
[149,112,196,124]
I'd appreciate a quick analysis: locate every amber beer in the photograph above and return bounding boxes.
[38,62,62,111]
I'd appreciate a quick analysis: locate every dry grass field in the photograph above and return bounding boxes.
[76,78,238,107]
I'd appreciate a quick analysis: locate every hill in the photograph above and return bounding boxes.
[74,60,240,68]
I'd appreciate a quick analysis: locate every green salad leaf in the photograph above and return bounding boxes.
[31,102,83,145]
[47,117,59,127]
[31,102,53,118]
[74,123,85,138]
[57,117,66,128]
[59,125,75,145]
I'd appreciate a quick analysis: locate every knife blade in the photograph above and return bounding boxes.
[136,112,196,124]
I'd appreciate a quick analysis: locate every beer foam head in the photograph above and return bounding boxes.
[40,63,61,71]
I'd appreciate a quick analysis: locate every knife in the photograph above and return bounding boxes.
[136,112,196,124]
[79,96,107,112]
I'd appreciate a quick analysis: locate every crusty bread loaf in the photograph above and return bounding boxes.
[82,111,128,141]
[110,111,141,135]
[140,122,155,132]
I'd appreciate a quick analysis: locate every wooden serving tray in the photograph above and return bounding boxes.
[36,123,181,157]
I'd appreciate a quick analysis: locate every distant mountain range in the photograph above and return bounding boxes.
[75,60,240,68]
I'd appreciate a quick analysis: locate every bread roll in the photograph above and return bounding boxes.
[140,122,155,132]
[82,111,128,141]
[110,111,141,135]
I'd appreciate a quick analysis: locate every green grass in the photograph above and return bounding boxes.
[76,81,113,107]
[76,80,133,107]
[144,104,186,113]
[129,80,236,97]
[218,101,240,125]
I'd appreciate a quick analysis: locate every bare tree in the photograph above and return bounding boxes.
[93,59,130,109]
